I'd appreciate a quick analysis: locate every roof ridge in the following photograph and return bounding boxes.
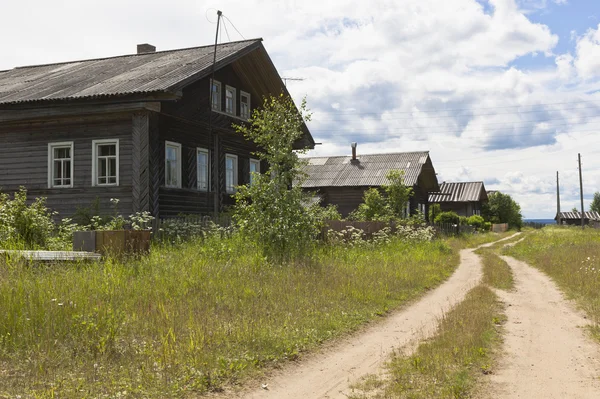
[13,38,263,70]
[303,150,429,159]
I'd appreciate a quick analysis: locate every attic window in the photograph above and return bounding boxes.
[240,91,251,119]
[225,85,236,115]
[211,79,221,111]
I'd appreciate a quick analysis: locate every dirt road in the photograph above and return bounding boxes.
[480,256,600,398]
[227,236,518,399]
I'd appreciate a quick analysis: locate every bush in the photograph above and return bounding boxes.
[466,215,485,230]
[434,211,460,225]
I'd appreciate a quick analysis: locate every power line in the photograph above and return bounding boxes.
[311,99,600,116]
[312,104,600,121]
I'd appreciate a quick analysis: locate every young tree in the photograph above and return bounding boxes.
[348,170,413,221]
[384,170,413,219]
[482,191,523,230]
[232,95,317,261]
[590,192,600,213]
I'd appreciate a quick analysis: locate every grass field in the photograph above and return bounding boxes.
[0,234,462,398]
[505,226,600,334]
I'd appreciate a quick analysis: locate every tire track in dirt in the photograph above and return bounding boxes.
[480,256,600,399]
[223,235,519,399]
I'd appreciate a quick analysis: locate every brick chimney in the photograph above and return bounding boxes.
[351,142,358,163]
[137,43,156,54]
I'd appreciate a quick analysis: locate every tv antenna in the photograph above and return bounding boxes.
[282,77,305,86]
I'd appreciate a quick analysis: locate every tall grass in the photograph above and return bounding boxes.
[504,226,600,328]
[0,234,457,398]
[351,286,504,399]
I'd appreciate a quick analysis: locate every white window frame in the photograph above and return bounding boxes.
[165,141,182,189]
[225,153,238,193]
[249,158,260,186]
[240,90,251,119]
[91,139,119,187]
[225,85,236,115]
[196,147,210,192]
[210,79,222,111]
[48,141,74,188]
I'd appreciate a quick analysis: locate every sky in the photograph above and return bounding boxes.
[1,0,600,218]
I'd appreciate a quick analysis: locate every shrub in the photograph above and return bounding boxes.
[434,211,460,225]
[348,188,393,221]
[466,215,485,230]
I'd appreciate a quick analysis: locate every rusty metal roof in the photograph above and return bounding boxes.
[300,151,433,188]
[429,182,487,203]
[555,211,600,221]
[0,39,261,105]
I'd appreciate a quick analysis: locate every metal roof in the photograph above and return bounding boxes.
[0,39,261,105]
[555,211,600,221]
[429,182,487,203]
[300,151,432,188]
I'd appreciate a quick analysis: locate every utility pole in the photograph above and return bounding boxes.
[578,153,585,229]
[556,171,561,225]
[209,10,223,218]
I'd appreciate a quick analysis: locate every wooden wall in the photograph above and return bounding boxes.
[0,115,133,218]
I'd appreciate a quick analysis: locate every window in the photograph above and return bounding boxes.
[211,79,221,111]
[165,141,182,188]
[197,148,210,191]
[240,91,251,119]
[225,154,238,193]
[225,85,236,115]
[249,158,260,186]
[92,139,119,186]
[48,142,73,188]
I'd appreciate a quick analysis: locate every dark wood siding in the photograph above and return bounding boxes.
[0,116,133,218]
[156,66,262,218]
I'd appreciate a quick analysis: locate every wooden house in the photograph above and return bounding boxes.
[0,40,314,218]
[300,146,439,218]
[555,211,600,226]
[428,181,488,217]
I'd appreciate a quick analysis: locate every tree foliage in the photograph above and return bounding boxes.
[434,211,460,225]
[482,191,523,230]
[590,192,600,213]
[349,170,413,221]
[232,95,317,260]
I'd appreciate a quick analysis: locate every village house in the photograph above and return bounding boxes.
[555,211,600,226]
[0,39,314,218]
[300,144,439,218]
[428,181,488,217]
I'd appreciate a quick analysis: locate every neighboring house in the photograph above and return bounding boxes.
[555,211,600,226]
[428,181,488,217]
[300,147,439,218]
[0,39,314,218]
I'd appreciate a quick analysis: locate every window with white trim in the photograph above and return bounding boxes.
[225,85,236,115]
[225,154,238,193]
[211,79,221,111]
[197,148,210,191]
[249,158,260,186]
[165,141,182,188]
[48,142,74,188]
[92,139,119,186]
[240,91,251,119]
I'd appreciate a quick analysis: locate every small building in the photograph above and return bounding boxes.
[555,211,600,226]
[428,181,488,217]
[300,146,439,218]
[0,39,314,218]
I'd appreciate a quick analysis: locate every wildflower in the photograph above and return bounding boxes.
[58,302,64,306]
[51,298,57,302]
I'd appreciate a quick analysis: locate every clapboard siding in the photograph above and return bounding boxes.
[0,116,133,217]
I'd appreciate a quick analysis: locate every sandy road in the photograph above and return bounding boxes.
[480,256,600,399]
[224,235,519,399]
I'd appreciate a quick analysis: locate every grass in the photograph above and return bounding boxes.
[504,226,600,331]
[0,234,459,398]
[350,285,505,399]
[475,238,516,291]
[446,230,515,252]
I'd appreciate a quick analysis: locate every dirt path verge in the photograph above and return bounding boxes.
[224,235,519,399]
[480,256,600,398]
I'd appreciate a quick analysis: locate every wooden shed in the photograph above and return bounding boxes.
[428,181,488,217]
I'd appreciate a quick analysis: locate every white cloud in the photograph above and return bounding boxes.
[573,24,600,80]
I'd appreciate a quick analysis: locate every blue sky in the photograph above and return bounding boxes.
[1,0,599,218]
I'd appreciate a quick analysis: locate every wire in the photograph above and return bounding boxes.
[310,99,600,116]
[224,15,246,40]
[312,104,600,121]
[310,116,600,135]
[222,18,232,42]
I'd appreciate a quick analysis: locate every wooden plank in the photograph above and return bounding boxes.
[132,112,150,213]
[0,250,101,261]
